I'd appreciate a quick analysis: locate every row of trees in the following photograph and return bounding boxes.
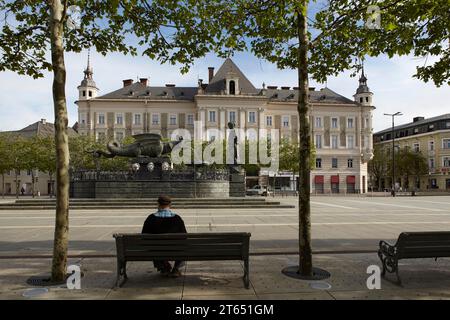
[368,145,429,191]
[0,134,56,198]
[0,134,134,198]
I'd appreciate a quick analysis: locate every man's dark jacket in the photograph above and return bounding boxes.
[142,214,187,234]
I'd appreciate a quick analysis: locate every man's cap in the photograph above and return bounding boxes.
[157,195,172,206]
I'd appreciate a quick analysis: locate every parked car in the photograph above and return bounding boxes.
[246,185,269,196]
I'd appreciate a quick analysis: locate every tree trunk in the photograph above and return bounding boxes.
[49,0,70,283]
[49,172,53,198]
[1,173,4,198]
[31,171,35,198]
[15,170,19,199]
[296,2,313,277]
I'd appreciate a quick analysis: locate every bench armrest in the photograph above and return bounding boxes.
[379,240,397,257]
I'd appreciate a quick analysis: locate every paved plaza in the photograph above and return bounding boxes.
[1,195,450,299]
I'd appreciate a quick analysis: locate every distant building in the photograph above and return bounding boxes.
[76,57,374,194]
[0,119,77,195]
[373,114,450,191]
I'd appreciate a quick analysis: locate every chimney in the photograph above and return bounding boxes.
[208,67,214,83]
[123,79,133,87]
[41,119,46,125]
[267,86,278,89]
[413,116,425,123]
[139,78,148,86]
[309,87,316,91]
[281,86,290,90]
[165,84,176,87]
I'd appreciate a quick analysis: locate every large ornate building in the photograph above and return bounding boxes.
[76,58,374,194]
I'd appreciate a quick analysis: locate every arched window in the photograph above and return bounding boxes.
[229,80,235,95]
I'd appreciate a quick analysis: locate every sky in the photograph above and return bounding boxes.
[0,50,448,133]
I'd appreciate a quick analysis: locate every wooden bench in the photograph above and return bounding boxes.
[378,231,450,284]
[113,232,251,288]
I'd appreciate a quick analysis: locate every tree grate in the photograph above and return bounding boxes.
[281,266,331,281]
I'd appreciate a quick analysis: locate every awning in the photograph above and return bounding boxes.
[314,175,324,184]
[347,176,356,184]
[331,175,340,184]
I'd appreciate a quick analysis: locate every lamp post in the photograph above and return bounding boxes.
[384,112,403,197]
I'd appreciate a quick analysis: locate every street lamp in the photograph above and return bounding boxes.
[384,112,403,197]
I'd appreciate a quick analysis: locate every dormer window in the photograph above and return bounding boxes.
[229,80,236,95]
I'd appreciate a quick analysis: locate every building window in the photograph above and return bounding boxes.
[443,157,450,168]
[429,141,434,151]
[315,135,322,149]
[248,111,256,123]
[82,90,86,97]
[88,91,92,97]
[169,114,177,125]
[266,115,272,126]
[98,114,105,125]
[152,114,160,125]
[209,111,216,122]
[331,135,338,149]
[229,80,236,95]
[27,170,32,176]
[134,114,141,125]
[229,111,236,124]
[316,158,322,168]
[347,118,354,128]
[331,117,338,129]
[115,132,124,141]
[79,113,86,125]
[116,113,123,125]
[315,117,322,128]
[429,158,435,169]
[332,158,338,168]
[413,143,420,152]
[348,159,353,168]
[443,138,450,149]
[96,132,106,142]
[187,114,194,126]
[347,135,354,149]
[282,115,290,127]
[446,122,450,128]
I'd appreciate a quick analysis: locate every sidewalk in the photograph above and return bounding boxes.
[1,253,450,300]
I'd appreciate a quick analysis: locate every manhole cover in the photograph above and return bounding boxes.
[310,281,332,290]
[282,266,331,281]
[22,288,49,298]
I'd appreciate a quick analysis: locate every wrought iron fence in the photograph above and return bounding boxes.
[71,166,230,181]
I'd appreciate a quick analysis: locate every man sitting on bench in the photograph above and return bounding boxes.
[142,195,187,277]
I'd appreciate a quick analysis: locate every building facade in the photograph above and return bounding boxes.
[373,114,450,191]
[76,58,375,194]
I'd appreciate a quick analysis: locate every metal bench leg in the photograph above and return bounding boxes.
[115,260,128,288]
[243,259,250,289]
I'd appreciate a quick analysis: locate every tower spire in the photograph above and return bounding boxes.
[78,48,98,100]
[84,48,93,80]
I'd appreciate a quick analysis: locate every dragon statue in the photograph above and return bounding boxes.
[91,133,183,159]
